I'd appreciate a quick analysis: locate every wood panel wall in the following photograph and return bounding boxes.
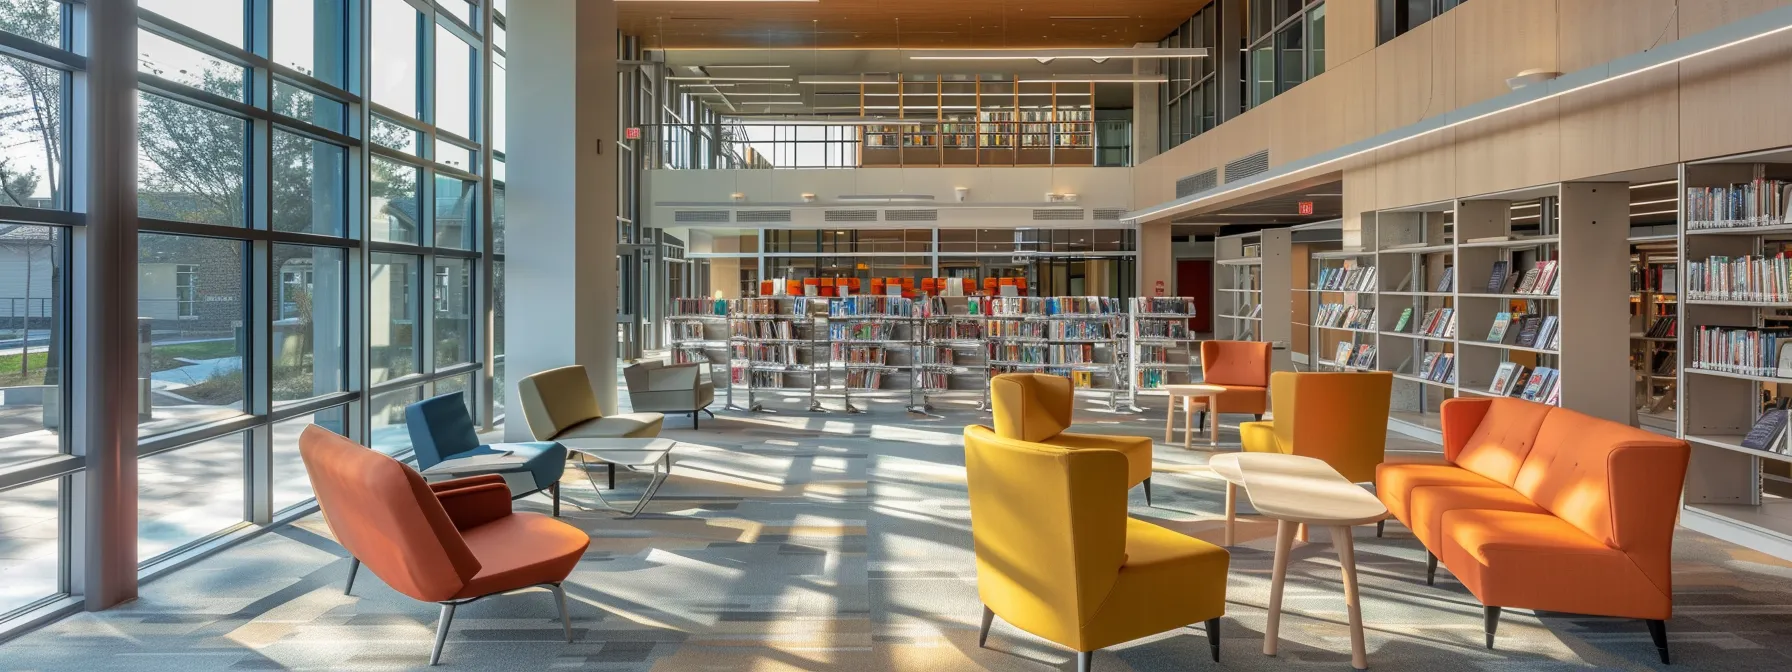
[1134,0,1792,235]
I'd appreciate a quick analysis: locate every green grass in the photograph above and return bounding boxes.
[0,351,53,389]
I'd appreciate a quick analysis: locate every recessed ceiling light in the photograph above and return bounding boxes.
[909,48,1206,62]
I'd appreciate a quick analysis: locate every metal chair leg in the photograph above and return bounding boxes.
[430,603,457,666]
[1076,651,1093,672]
[550,481,561,518]
[692,411,699,429]
[551,583,573,643]
[344,557,360,595]
[607,462,616,490]
[978,605,995,648]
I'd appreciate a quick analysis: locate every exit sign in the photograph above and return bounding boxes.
[625,127,642,140]
[1297,201,1315,215]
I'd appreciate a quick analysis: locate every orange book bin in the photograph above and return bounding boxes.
[759,280,775,296]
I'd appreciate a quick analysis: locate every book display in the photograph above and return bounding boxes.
[985,296,1129,409]
[827,296,922,414]
[1678,153,1792,566]
[667,298,734,402]
[1128,297,1201,406]
[1306,249,1378,374]
[1220,230,1294,371]
[1355,183,1631,442]
[914,296,992,412]
[729,297,828,413]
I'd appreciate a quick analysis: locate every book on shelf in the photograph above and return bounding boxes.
[1489,362,1518,394]
[1332,342,1354,366]
[1691,326,1792,378]
[1535,316,1560,351]
[1742,399,1792,453]
[1684,179,1792,229]
[1533,261,1560,296]
[1419,309,1440,335]
[1542,376,1562,406]
[1514,316,1545,348]
[1548,327,1561,352]
[1435,266,1455,293]
[1644,316,1678,338]
[1393,308,1414,333]
[1487,312,1514,343]
[1441,312,1458,338]
[1420,352,1438,377]
[1423,308,1456,338]
[1486,261,1510,294]
[1515,268,1542,294]
[1519,367,1557,401]
[1351,344,1378,369]
[1686,253,1792,302]
[1426,353,1457,383]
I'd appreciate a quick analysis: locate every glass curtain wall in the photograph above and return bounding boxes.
[1378,0,1467,44]
[0,0,510,626]
[1247,0,1327,110]
[1157,6,1217,153]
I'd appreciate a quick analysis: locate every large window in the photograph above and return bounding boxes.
[2,0,506,627]
[1379,0,1467,44]
[1158,6,1217,152]
[1246,0,1326,110]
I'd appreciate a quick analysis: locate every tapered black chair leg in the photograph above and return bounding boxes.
[608,462,616,490]
[1142,478,1152,507]
[550,481,561,518]
[1376,520,1385,537]
[1646,619,1670,664]
[1203,617,1221,662]
[1254,414,1263,421]
[1426,552,1439,586]
[978,605,994,648]
[1484,606,1502,649]
[692,411,699,429]
[344,557,360,595]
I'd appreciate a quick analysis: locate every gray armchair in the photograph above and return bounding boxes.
[624,361,716,428]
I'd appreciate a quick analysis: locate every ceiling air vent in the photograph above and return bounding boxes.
[736,209,793,223]
[824,209,878,222]
[885,209,939,222]
[1032,209,1085,222]
[1092,208,1126,221]
[673,210,731,223]
[1176,169,1218,198]
[1224,149,1270,183]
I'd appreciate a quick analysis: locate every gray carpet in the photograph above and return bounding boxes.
[4,394,1792,671]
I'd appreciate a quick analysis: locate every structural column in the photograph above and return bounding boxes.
[78,0,140,609]
[1138,219,1174,298]
[505,0,620,437]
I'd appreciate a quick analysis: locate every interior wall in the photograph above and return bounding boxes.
[1133,0,1792,237]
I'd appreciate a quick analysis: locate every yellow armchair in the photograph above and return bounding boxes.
[990,373,1155,505]
[1230,371,1393,544]
[964,423,1229,671]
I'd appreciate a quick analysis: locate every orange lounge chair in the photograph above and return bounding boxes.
[1197,340,1271,429]
[1375,398,1689,663]
[299,426,591,666]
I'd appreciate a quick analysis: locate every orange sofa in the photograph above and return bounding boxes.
[1375,398,1689,664]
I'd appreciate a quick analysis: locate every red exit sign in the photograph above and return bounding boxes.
[1297,201,1315,215]
[625,127,642,140]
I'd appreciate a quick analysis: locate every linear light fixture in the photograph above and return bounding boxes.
[1018,74,1169,83]
[702,64,795,69]
[798,74,898,84]
[838,194,936,202]
[909,48,1207,62]
[1123,5,1792,224]
[726,92,804,97]
[667,76,794,82]
[679,82,736,88]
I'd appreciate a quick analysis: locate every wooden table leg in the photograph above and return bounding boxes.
[1224,481,1237,547]
[1335,525,1368,670]
[1164,395,1175,443]
[1264,519,1298,656]
[1183,397,1194,450]
[1208,394,1220,446]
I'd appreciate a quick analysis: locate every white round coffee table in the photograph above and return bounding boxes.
[1163,383,1225,448]
[1209,452,1388,670]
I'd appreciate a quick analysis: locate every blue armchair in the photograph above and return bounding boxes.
[404,392,568,516]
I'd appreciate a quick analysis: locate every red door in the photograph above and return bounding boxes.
[1178,259,1213,334]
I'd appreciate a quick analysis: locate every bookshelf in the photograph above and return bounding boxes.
[1215,233,1264,343]
[1128,297,1201,407]
[1631,229,1679,435]
[827,296,921,414]
[985,296,1129,410]
[856,76,1096,167]
[729,297,828,413]
[667,298,733,406]
[1677,150,1792,562]
[1374,200,1458,440]
[915,296,991,411]
[1309,246,1378,374]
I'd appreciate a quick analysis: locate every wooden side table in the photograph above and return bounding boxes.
[1209,452,1388,671]
[1163,383,1225,448]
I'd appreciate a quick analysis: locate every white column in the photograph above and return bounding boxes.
[505,0,620,438]
[76,0,140,609]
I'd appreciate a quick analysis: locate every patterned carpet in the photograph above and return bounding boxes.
[7,393,1792,671]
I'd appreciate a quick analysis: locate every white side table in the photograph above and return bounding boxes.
[559,438,676,518]
[1209,452,1388,670]
[1163,383,1225,448]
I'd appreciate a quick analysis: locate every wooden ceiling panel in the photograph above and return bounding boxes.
[619,0,1214,50]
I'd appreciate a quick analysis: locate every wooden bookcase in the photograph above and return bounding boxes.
[1677,149,1792,561]
[1630,226,1679,435]
[1373,200,1458,441]
[1215,230,1292,370]
[856,76,1095,167]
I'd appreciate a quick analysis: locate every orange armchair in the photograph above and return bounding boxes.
[299,426,591,665]
[1198,340,1271,430]
[991,373,1154,505]
[1374,398,1689,663]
